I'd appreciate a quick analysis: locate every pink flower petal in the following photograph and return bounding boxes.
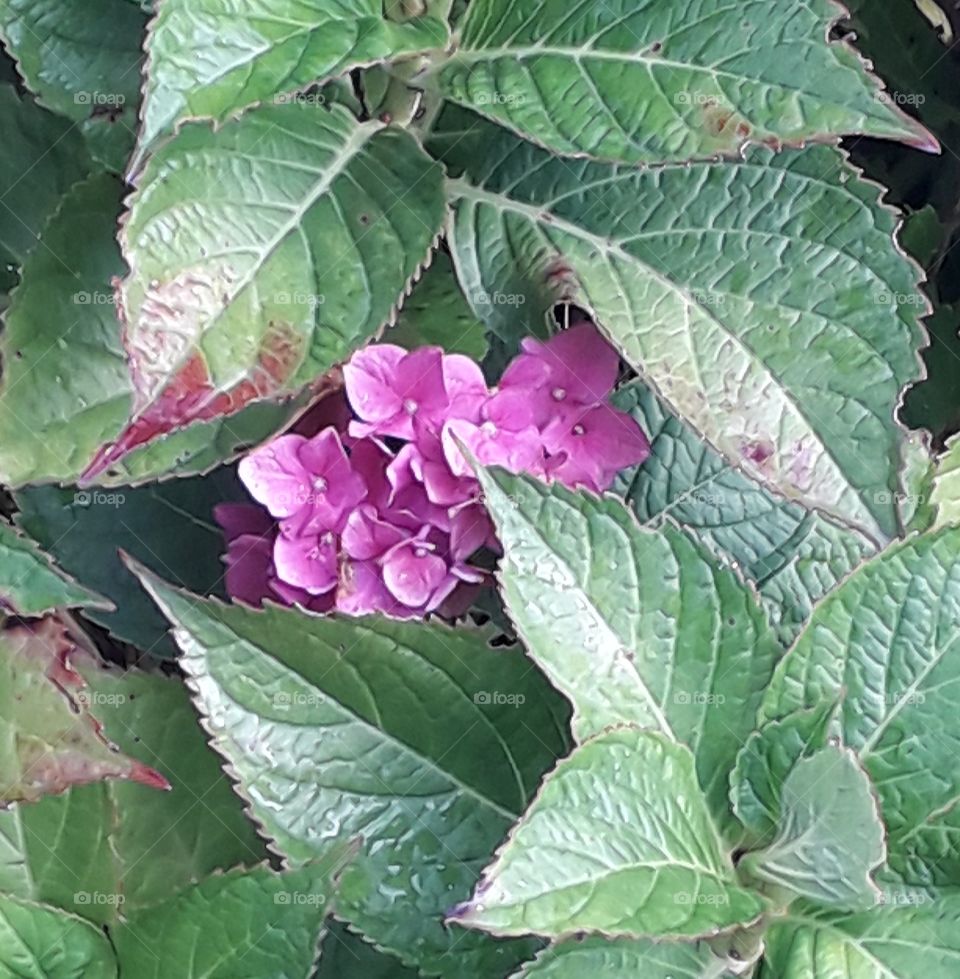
[237,434,311,518]
[382,540,450,609]
[273,532,338,595]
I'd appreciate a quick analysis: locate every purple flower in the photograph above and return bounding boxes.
[345,344,449,440]
[223,316,652,621]
[498,322,619,427]
[239,429,366,535]
[543,402,651,492]
[273,530,338,595]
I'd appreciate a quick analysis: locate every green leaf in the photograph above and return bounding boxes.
[14,468,248,657]
[0,665,266,923]
[759,896,960,977]
[760,526,960,888]
[315,921,419,978]
[451,727,764,940]
[740,746,885,909]
[113,861,342,979]
[434,109,927,541]
[139,0,449,153]
[930,435,960,531]
[87,102,445,476]
[389,251,489,360]
[0,519,111,615]
[0,895,116,978]
[0,84,90,271]
[0,174,306,487]
[438,0,934,165]
[511,936,735,978]
[475,466,779,835]
[730,702,836,840]
[0,0,146,170]
[613,383,875,646]
[0,174,130,487]
[0,616,166,805]
[0,785,119,925]
[77,665,268,909]
[133,568,568,976]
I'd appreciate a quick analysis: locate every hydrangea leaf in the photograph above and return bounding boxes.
[132,566,569,977]
[930,435,960,531]
[76,665,268,910]
[475,465,779,837]
[730,702,836,841]
[0,784,118,925]
[613,383,875,646]
[0,519,111,615]
[0,174,303,488]
[434,109,927,541]
[0,895,117,978]
[438,0,935,165]
[0,616,168,805]
[0,0,146,171]
[112,860,344,979]
[760,526,960,888]
[14,468,250,657]
[511,935,735,978]
[315,920,419,979]
[758,898,960,978]
[0,84,90,271]
[451,727,764,940]
[389,251,489,361]
[83,103,444,478]
[139,0,449,154]
[740,746,886,909]
[0,666,266,924]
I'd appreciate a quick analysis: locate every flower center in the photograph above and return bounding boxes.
[313,476,328,493]
[403,398,419,415]
[552,387,566,401]
[572,424,585,436]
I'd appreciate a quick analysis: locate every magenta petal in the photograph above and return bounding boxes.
[342,505,407,561]
[237,434,311,518]
[443,354,488,422]
[450,505,493,561]
[294,429,368,533]
[343,344,405,424]
[382,540,448,609]
[273,532,338,595]
[350,437,393,509]
[540,323,619,403]
[337,560,404,616]
[224,533,275,606]
[215,503,273,542]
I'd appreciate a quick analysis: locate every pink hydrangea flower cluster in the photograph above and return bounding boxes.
[217,321,650,618]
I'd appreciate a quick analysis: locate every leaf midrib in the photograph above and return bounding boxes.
[452,177,881,539]
[181,623,520,824]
